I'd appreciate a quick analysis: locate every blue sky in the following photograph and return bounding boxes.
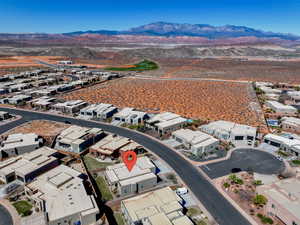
[0,0,299,34]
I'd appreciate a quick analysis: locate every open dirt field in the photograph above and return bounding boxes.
[74,56,300,83]
[5,120,70,145]
[0,56,66,69]
[142,58,300,83]
[62,78,261,126]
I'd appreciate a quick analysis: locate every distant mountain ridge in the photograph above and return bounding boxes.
[64,22,300,40]
[0,22,299,47]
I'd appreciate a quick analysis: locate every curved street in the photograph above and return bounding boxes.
[0,204,13,225]
[0,107,254,225]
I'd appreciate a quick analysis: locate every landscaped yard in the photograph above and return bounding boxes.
[83,155,113,171]
[105,60,158,71]
[95,176,113,201]
[292,160,300,165]
[12,200,32,217]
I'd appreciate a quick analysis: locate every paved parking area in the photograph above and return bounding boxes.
[201,148,285,179]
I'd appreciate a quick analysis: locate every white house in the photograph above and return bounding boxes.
[121,187,193,225]
[171,129,219,156]
[281,117,300,133]
[25,165,99,225]
[263,133,300,157]
[52,100,88,114]
[0,133,43,159]
[200,120,257,147]
[79,103,118,120]
[112,108,149,125]
[265,101,297,115]
[105,156,157,196]
[146,112,187,135]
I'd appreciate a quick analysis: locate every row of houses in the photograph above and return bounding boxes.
[0,146,99,225]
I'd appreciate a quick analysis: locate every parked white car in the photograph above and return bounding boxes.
[176,187,188,195]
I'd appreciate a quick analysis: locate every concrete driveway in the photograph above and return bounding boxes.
[201,148,285,179]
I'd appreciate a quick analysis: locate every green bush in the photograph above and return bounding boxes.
[228,174,244,185]
[253,194,268,205]
[223,182,230,188]
[253,180,263,186]
[257,213,273,224]
[12,200,32,217]
[292,160,300,165]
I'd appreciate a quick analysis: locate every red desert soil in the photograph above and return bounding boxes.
[4,120,70,145]
[142,58,300,83]
[62,78,261,126]
[0,56,66,69]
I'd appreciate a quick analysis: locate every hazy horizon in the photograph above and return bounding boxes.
[0,0,299,35]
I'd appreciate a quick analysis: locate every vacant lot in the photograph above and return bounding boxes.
[6,120,70,145]
[62,78,261,126]
[143,58,300,83]
[0,56,65,69]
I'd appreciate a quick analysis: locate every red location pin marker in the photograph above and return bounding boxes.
[122,151,137,172]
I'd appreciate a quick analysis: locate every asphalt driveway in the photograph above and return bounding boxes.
[201,148,285,179]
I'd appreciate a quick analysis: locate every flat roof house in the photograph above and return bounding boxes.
[89,134,133,159]
[30,96,56,110]
[263,133,300,157]
[265,101,297,115]
[200,120,257,147]
[259,86,282,95]
[0,111,11,121]
[105,156,157,197]
[112,107,149,126]
[171,129,219,156]
[121,186,193,225]
[55,125,105,154]
[52,100,88,115]
[8,94,32,105]
[0,146,59,184]
[257,177,300,225]
[146,112,187,135]
[0,133,43,159]
[25,165,99,225]
[79,103,118,120]
[281,117,300,134]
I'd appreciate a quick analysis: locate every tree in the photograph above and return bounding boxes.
[253,194,268,205]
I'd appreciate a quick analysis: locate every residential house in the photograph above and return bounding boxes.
[105,156,157,196]
[121,186,193,225]
[55,125,105,154]
[146,112,187,135]
[0,146,59,184]
[25,165,99,225]
[200,120,257,147]
[0,133,43,159]
[171,129,219,156]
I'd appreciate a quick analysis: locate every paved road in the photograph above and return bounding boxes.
[0,107,251,225]
[201,148,284,179]
[130,75,251,84]
[0,204,13,225]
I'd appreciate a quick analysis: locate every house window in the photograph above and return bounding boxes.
[271,204,275,209]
